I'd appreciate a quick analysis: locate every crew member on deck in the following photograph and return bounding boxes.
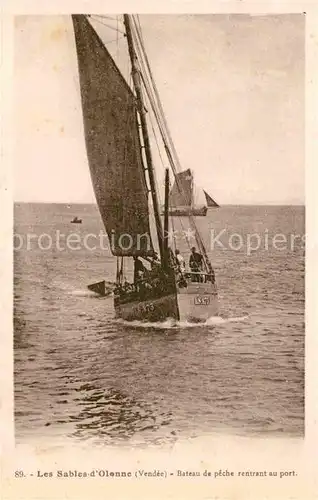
[133,257,148,283]
[175,249,186,274]
[205,261,216,284]
[150,252,161,270]
[144,253,161,275]
[175,249,187,288]
[189,246,203,282]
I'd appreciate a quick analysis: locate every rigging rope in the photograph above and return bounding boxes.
[135,60,196,255]
[131,16,212,272]
[81,14,213,273]
[116,15,119,60]
[99,36,125,45]
[89,15,126,35]
[92,15,121,23]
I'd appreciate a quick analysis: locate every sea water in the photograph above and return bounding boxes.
[13,203,305,448]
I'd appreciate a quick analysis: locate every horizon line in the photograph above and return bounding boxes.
[14,201,305,207]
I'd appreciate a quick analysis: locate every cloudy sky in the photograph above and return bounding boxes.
[14,14,304,204]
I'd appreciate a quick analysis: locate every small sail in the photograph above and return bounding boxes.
[204,190,219,208]
[72,15,154,256]
[193,183,206,206]
[169,169,193,207]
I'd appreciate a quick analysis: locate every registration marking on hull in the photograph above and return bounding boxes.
[194,295,211,306]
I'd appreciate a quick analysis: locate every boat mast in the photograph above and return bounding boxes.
[163,168,170,268]
[123,14,164,263]
[190,170,194,208]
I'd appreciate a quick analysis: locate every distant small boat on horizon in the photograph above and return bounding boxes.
[70,216,82,224]
[162,169,208,217]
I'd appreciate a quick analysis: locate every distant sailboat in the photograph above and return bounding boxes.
[72,14,218,322]
[204,190,219,208]
[164,169,208,216]
[71,216,82,224]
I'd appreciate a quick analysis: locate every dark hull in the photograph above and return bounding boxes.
[115,292,179,322]
[114,284,218,323]
[113,277,218,323]
[161,206,208,217]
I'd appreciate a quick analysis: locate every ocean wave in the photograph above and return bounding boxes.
[115,315,248,329]
[68,290,99,297]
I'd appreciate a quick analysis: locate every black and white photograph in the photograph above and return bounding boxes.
[3,7,314,499]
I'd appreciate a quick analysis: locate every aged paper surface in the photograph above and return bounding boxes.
[1,0,317,499]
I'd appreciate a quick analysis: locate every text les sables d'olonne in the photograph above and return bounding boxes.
[14,469,298,480]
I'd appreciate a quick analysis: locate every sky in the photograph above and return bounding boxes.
[14,14,305,204]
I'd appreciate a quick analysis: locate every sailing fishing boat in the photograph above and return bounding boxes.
[163,169,208,217]
[204,190,220,208]
[71,216,83,223]
[72,14,218,322]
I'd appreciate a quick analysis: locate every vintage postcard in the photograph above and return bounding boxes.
[1,0,317,499]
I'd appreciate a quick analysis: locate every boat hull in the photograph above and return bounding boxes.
[177,282,218,323]
[114,292,179,322]
[114,280,179,322]
[114,281,218,323]
[161,205,208,217]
